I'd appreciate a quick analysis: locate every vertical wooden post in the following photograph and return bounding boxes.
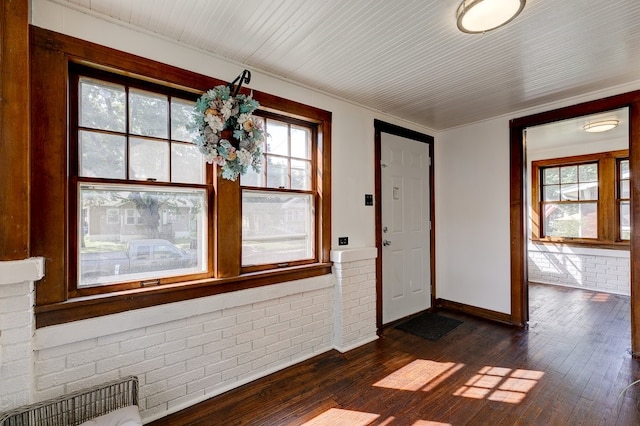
[0,0,30,259]
[630,101,640,357]
[213,170,241,277]
[509,124,528,327]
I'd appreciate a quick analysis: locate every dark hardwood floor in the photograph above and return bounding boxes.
[149,284,640,425]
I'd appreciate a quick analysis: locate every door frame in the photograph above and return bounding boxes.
[509,91,640,356]
[374,119,435,332]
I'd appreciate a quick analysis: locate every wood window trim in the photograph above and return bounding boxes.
[30,26,332,327]
[530,150,629,249]
[0,0,30,260]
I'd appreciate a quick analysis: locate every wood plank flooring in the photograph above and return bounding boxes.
[149,284,640,425]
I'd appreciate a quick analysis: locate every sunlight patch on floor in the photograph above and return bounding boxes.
[373,359,465,391]
[301,408,380,425]
[454,367,544,404]
[411,421,452,425]
[581,292,612,302]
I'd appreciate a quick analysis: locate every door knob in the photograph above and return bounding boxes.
[382,239,391,247]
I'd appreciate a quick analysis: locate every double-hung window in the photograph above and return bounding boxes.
[531,150,629,246]
[538,162,598,239]
[241,115,317,270]
[70,64,208,292]
[30,27,331,327]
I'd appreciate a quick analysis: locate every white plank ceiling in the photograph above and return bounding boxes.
[50,0,640,130]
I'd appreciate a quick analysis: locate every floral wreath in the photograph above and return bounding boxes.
[190,85,264,181]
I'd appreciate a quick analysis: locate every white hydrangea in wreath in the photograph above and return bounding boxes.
[190,85,264,181]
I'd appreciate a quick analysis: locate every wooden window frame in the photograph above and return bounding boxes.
[531,150,629,248]
[240,112,319,274]
[68,64,213,298]
[30,26,332,327]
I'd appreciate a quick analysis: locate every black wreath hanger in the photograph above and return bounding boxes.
[228,69,251,97]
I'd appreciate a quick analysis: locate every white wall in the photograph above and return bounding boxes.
[435,118,511,313]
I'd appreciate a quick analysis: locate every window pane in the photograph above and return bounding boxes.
[621,201,630,240]
[79,131,126,179]
[620,159,630,199]
[620,159,630,178]
[129,89,168,138]
[291,159,311,190]
[266,120,289,156]
[79,78,126,132]
[560,166,578,184]
[543,168,559,184]
[130,137,169,181]
[240,118,267,188]
[171,143,204,184]
[543,185,560,201]
[240,165,265,187]
[543,202,597,238]
[560,184,579,201]
[242,191,315,266]
[255,116,267,147]
[621,180,630,199]
[578,183,598,201]
[78,184,207,287]
[266,156,289,189]
[291,126,311,159]
[171,98,197,142]
[578,163,597,182]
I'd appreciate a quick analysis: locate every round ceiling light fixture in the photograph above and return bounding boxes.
[583,120,620,133]
[456,0,526,34]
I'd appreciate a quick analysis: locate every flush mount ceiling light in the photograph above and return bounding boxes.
[583,120,620,133]
[456,0,526,33]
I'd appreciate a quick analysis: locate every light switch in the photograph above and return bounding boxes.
[365,194,373,205]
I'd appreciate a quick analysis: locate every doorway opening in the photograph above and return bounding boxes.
[525,108,630,324]
[509,91,640,356]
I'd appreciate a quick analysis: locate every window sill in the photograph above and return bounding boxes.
[35,262,332,328]
[530,238,630,251]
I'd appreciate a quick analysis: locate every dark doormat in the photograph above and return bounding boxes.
[396,312,463,341]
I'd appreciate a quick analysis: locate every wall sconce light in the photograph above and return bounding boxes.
[583,120,620,133]
[456,0,526,34]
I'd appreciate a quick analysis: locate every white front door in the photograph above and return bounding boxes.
[381,132,431,324]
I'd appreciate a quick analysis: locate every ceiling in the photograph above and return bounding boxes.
[527,107,629,151]
[51,0,640,131]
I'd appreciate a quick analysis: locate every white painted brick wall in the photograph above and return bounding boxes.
[2,252,381,423]
[331,249,378,353]
[31,276,335,423]
[528,244,630,295]
[0,259,43,412]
